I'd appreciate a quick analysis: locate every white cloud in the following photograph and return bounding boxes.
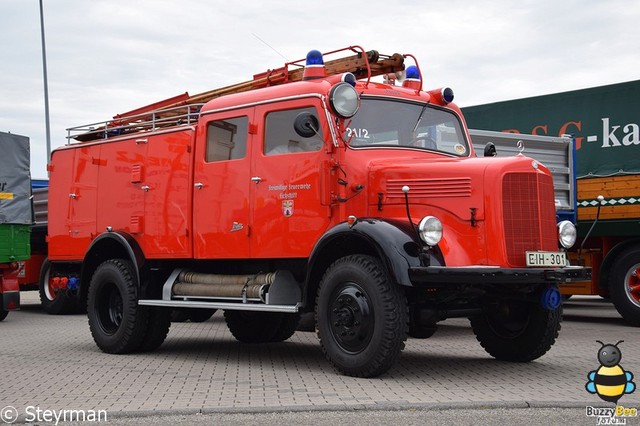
[1,0,639,178]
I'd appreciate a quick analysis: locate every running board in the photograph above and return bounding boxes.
[138,299,301,313]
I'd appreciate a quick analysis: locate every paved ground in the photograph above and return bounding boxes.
[1,293,639,425]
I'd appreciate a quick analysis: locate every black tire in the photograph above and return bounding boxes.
[138,307,171,352]
[170,309,190,322]
[315,255,408,378]
[296,312,315,332]
[189,309,216,323]
[609,247,640,327]
[270,313,301,342]
[224,310,283,343]
[88,259,149,354]
[171,308,216,323]
[470,298,561,362]
[39,259,77,315]
[0,307,8,322]
[408,322,437,339]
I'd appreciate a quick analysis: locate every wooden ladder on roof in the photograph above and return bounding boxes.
[70,46,406,142]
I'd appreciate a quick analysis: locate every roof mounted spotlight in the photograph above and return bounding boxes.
[329,82,359,118]
[303,49,327,80]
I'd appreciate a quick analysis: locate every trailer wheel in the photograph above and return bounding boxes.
[224,310,282,343]
[39,259,77,315]
[609,247,640,326]
[138,307,171,352]
[470,298,561,362]
[315,255,408,378]
[88,259,149,354]
[0,307,8,321]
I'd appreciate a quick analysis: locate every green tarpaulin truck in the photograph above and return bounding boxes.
[463,79,640,326]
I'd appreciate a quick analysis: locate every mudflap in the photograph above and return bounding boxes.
[1,266,21,311]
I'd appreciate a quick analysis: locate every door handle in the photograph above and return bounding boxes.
[141,185,150,192]
[194,182,204,190]
[251,177,262,183]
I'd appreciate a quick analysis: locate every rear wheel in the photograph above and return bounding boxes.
[0,307,8,321]
[224,311,284,343]
[171,308,216,323]
[470,297,561,362]
[609,247,640,326]
[39,259,77,315]
[409,322,437,339]
[270,313,301,342]
[316,255,408,378]
[88,259,149,354]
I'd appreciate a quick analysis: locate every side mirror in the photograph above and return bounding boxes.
[294,112,320,138]
[484,142,497,157]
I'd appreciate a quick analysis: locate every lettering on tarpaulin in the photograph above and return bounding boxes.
[505,117,640,151]
[595,118,640,148]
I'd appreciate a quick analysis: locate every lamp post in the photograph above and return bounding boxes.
[39,0,51,164]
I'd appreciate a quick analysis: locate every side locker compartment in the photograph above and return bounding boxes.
[69,146,100,253]
[48,146,99,260]
[96,138,146,243]
[47,149,75,260]
[142,130,193,257]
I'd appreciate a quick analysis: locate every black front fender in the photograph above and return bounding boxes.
[308,218,440,288]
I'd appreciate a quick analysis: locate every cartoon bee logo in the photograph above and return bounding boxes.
[586,340,636,403]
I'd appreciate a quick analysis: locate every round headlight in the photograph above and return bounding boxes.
[558,220,577,249]
[418,216,443,246]
[329,82,359,118]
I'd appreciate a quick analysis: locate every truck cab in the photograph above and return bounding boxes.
[48,47,590,377]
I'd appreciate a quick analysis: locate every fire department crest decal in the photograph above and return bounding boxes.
[282,200,294,217]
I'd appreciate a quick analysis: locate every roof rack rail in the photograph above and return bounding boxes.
[68,46,406,142]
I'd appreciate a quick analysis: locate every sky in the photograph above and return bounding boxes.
[1,0,639,179]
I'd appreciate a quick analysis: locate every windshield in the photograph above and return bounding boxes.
[345,98,469,156]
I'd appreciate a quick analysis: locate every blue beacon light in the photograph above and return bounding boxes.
[303,50,326,80]
[405,65,420,80]
[402,65,421,90]
[306,50,325,66]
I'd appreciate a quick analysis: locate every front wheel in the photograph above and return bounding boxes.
[470,297,561,362]
[315,255,408,378]
[88,259,149,354]
[0,307,8,321]
[609,247,640,326]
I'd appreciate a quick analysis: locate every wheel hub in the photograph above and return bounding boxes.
[625,264,640,307]
[329,285,373,353]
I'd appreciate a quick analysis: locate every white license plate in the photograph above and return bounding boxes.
[526,251,567,267]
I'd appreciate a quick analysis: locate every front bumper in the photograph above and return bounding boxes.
[408,265,591,286]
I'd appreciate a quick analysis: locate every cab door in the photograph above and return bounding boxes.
[193,109,253,259]
[250,100,333,258]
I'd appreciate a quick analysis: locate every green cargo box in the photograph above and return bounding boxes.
[0,224,31,263]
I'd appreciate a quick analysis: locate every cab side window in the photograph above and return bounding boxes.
[206,116,248,162]
[265,107,323,155]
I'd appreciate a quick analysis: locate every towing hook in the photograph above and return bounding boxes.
[540,286,561,310]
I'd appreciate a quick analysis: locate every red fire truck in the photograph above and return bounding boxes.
[46,46,589,377]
